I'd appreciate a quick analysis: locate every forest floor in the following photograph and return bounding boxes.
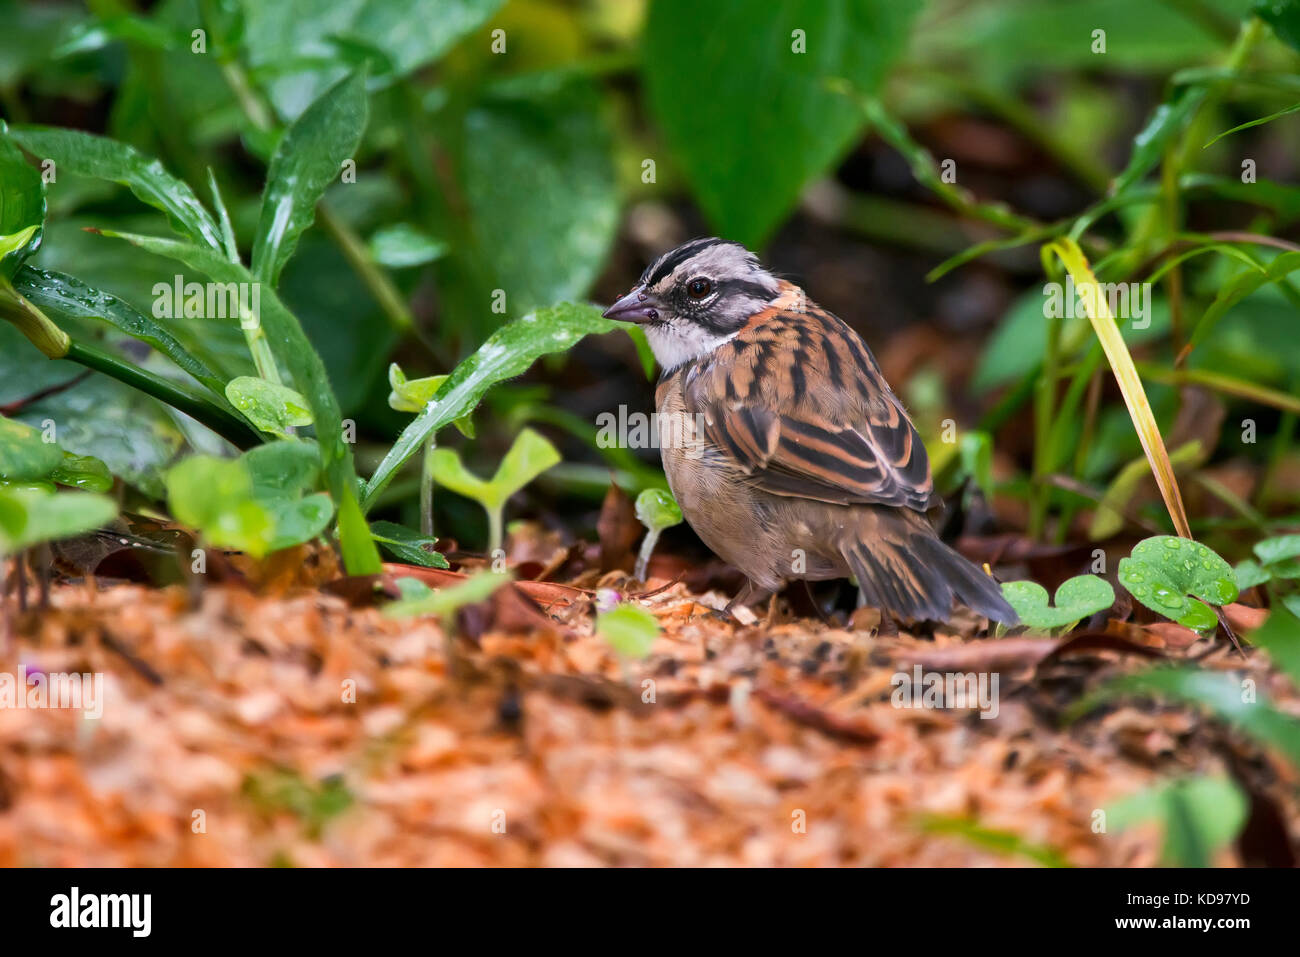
[3,524,1297,867]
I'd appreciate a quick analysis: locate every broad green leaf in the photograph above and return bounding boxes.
[0,134,45,278]
[1118,536,1238,629]
[1001,575,1116,632]
[11,373,187,499]
[1233,559,1270,590]
[7,125,221,250]
[0,485,117,554]
[166,455,275,557]
[368,224,446,269]
[1068,666,1300,767]
[460,73,618,315]
[363,302,624,509]
[13,265,226,395]
[635,488,682,533]
[1108,776,1247,868]
[265,492,334,551]
[384,569,511,619]
[252,70,369,286]
[644,0,920,247]
[225,376,314,437]
[242,439,321,501]
[1247,603,1300,689]
[369,519,449,568]
[97,230,381,574]
[597,603,660,660]
[1254,534,1300,578]
[0,416,63,481]
[240,0,505,118]
[427,447,490,504]
[50,452,112,492]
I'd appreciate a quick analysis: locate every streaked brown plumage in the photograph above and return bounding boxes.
[605,238,1017,625]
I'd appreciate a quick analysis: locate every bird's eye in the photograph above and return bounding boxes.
[686,277,713,299]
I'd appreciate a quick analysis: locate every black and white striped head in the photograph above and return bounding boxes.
[603,238,781,371]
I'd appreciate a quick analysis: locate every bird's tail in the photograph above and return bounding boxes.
[840,508,1018,625]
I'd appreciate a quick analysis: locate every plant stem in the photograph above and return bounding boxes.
[420,434,436,537]
[317,202,415,335]
[635,529,660,582]
[65,341,260,448]
[487,506,503,558]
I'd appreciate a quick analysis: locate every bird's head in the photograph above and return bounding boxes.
[603,237,781,371]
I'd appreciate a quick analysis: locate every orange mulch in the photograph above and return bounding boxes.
[1,562,1296,866]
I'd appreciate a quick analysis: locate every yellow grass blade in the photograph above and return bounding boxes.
[1044,238,1192,539]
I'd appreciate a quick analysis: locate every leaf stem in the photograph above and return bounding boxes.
[420,434,436,537]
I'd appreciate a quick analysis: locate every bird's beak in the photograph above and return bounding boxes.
[602,286,660,324]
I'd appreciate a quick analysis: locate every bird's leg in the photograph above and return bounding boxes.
[719,579,774,621]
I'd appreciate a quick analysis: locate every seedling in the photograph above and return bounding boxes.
[165,440,333,559]
[1118,536,1238,633]
[1236,534,1300,589]
[428,428,560,555]
[225,377,313,438]
[596,602,660,660]
[633,488,682,581]
[387,362,473,537]
[1000,575,1115,634]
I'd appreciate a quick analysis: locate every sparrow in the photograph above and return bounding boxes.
[603,237,1017,626]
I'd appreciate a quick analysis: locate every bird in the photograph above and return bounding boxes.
[602,237,1017,626]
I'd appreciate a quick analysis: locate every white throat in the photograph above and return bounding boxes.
[645,322,738,373]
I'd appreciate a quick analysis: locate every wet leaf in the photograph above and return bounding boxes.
[225,376,314,437]
[369,519,449,568]
[1119,536,1238,630]
[1001,575,1115,632]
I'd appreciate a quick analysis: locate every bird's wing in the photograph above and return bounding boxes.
[679,295,936,512]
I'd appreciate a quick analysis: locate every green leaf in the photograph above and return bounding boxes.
[50,452,112,492]
[369,519,449,568]
[265,492,334,551]
[643,0,920,247]
[1256,0,1300,53]
[387,363,446,413]
[1108,776,1247,868]
[1118,536,1238,628]
[460,73,618,316]
[0,416,63,481]
[6,125,221,250]
[1254,534,1300,579]
[597,603,660,660]
[225,376,314,437]
[1247,603,1300,690]
[166,455,275,558]
[1000,575,1116,632]
[13,266,226,395]
[240,0,505,118]
[242,439,321,501]
[0,135,45,278]
[635,488,682,534]
[1190,252,1300,355]
[1066,666,1300,767]
[368,224,446,269]
[363,303,624,509]
[1112,89,1204,195]
[384,569,511,619]
[97,230,381,574]
[429,428,560,512]
[1233,559,1270,590]
[252,70,369,286]
[1204,101,1300,148]
[0,485,117,555]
